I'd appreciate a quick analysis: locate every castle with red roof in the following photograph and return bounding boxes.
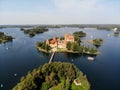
[46,34,75,48]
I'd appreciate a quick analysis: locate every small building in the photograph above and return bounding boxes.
[46,34,74,48]
[74,78,82,86]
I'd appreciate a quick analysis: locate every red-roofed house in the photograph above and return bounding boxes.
[46,34,75,48]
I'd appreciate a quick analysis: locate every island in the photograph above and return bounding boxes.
[0,32,13,43]
[82,45,100,55]
[12,62,90,90]
[36,33,100,55]
[88,38,104,46]
[73,31,86,37]
[113,31,120,36]
[20,27,48,37]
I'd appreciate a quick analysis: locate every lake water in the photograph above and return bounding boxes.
[0,27,120,90]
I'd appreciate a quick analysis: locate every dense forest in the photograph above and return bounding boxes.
[12,62,90,90]
[20,27,48,37]
[0,32,13,43]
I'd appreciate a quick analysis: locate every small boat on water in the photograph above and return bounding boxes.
[107,34,110,37]
[14,73,17,77]
[6,47,9,50]
[1,84,3,87]
[88,57,94,61]
[72,59,74,61]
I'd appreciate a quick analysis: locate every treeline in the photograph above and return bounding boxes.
[1,24,120,30]
[12,62,90,90]
[0,32,13,43]
[21,27,48,37]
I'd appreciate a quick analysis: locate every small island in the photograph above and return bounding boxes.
[20,27,48,37]
[73,31,86,37]
[0,32,13,43]
[82,45,100,55]
[88,38,104,46]
[36,34,100,55]
[12,62,90,90]
[113,31,120,36]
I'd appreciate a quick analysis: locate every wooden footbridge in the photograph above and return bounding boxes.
[49,48,56,63]
[49,52,55,63]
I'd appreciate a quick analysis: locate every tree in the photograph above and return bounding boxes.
[36,41,43,47]
[74,36,81,45]
[70,43,75,51]
[41,82,49,90]
[65,77,70,90]
[45,44,49,51]
[67,42,71,50]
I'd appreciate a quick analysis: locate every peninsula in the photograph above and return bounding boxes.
[0,32,13,43]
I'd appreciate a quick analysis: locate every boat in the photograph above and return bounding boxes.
[72,59,74,61]
[14,73,17,76]
[1,84,3,87]
[88,57,94,61]
[90,35,93,39]
[107,34,110,37]
[6,47,9,50]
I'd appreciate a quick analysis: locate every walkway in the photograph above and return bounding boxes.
[49,52,55,63]
[49,48,56,63]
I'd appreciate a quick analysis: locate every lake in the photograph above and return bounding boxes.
[0,27,120,90]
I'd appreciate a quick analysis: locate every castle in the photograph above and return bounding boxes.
[46,34,75,48]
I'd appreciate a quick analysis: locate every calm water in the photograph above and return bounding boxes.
[0,27,120,90]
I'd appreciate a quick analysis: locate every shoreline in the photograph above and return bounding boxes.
[36,46,81,53]
[36,46,100,55]
[83,51,100,55]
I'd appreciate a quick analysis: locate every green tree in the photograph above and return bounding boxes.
[67,42,71,50]
[36,41,43,47]
[41,82,49,90]
[45,44,49,51]
[65,77,70,90]
[74,36,81,45]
